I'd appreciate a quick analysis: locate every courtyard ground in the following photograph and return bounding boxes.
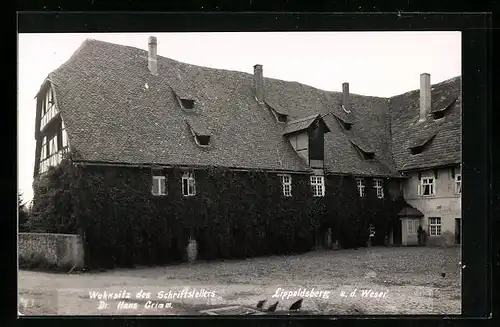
[18,246,461,316]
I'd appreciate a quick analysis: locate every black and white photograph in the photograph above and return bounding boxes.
[18,31,462,315]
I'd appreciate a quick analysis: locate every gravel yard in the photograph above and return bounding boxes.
[18,246,461,315]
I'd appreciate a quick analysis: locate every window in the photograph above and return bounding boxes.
[61,121,69,148]
[42,90,53,115]
[310,175,325,197]
[47,89,54,109]
[432,111,445,120]
[281,174,292,197]
[180,99,195,110]
[410,146,424,155]
[48,135,58,155]
[429,217,441,236]
[418,177,435,196]
[372,179,384,199]
[40,136,47,160]
[455,174,461,194]
[182,172,196,196]
[369,224,376,237]
[151,176,167,196]
[195,135,211,146]
[408,219,420,235]
[356,178,365,197]
[276,112,287,123]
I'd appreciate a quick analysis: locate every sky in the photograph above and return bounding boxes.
[17,32,461,204]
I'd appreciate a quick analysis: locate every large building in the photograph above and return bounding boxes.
[32,36,461,266]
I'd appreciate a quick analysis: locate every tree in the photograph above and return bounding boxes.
[18,192,29,232]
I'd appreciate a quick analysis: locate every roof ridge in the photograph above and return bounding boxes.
[389,75,461,99]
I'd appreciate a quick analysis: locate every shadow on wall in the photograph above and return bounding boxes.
[425,231,455,246]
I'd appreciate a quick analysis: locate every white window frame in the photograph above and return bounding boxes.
[372,178,384,199]
[310,175,325,197]
[182,172,196,197]
[369,224,376,237]
[280,174,292,197]
[429,217,442,236]
[407,219,420,235]
[408,219,414,235]
[418,177,435,196]
[48,135,58,155]
[40,89,59,131]
[356,178,365,198]
[40,136,47,160]
[455,174,461,194]
[151,175,167,196]
[61,120,69,148]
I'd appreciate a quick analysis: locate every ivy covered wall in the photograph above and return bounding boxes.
[30,158,406,269]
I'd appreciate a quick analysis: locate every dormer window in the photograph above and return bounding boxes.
[335,116,352,130]
[360,150,374,160]
[432,111,445,120]
[186,119,211,147]
[196,135,210,146]
[410,146,424,155]
[349,138,374,160]
[265,102,288,123]
[180,98,195,110]
[276,112,287,123]
[342,122,352,130]
[408,132,437,155]
[430,97,457,120]
[334,114,352,131]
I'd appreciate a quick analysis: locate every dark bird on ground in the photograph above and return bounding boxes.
[289,298,303,311]
[256,299,267,309]
[266,301,279,312]
[441,272,446,278]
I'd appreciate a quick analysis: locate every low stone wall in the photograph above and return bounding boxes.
[18,233,84,270]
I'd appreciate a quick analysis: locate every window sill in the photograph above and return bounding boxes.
[183,194,196,197]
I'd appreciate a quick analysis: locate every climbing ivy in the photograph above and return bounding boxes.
[30,154,404,270]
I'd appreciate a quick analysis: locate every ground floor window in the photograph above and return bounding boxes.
[310,175,325,197]
[407,219,420,235]
[152,175,167,196]
[280,174,292,197]
[428,217,441,236]
[182,172,196,196]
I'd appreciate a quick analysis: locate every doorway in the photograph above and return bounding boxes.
[455,218,461,244]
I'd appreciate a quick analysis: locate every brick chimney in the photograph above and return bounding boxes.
[148,36,158,76]
[419,73,431,122]
[342,82,350,112]
[253,64,264,103]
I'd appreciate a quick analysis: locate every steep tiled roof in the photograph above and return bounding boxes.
[389,76,461,171]
[44,39,460,176]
